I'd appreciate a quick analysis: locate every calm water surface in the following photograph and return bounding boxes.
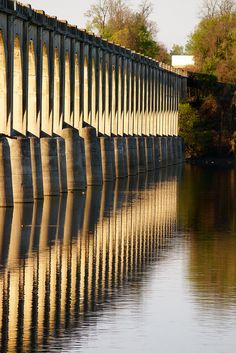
[0,165,236,353]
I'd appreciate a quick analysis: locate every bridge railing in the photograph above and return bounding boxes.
[0,0,187,138]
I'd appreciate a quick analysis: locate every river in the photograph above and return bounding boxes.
[0,165,236,353]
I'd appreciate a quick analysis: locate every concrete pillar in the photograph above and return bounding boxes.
[126,137,138,176]
[172,136,178,164]
[160,136,168,167]
[100,136,115,182]
[29,138,43,199]
[153,136,161,169]
[8,138,33,203]
[145,136,154,171]
[136,136,146,173]
[0,138,13,207]
[177,137,184,163]
[61,128,86,190]
[57,137,67,193]
[166,136,173,166]
[40,138,60,196]
[122,138,128,177]
[113,137,126,179]
[80,127,102,186]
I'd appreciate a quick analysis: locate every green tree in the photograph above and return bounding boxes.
[85,0,169,62]
[170,44,185,55]
[187,0,236,83]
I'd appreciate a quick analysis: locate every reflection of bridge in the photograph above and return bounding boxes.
[0,1,186,207]
[0,168,180,353]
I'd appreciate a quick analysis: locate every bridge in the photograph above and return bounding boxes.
[0,0,187,207]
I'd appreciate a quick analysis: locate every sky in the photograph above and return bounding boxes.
[23,0,203,50]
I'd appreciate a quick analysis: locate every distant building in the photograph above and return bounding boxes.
[171,55,195,69]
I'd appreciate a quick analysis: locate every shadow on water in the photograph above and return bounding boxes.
[0,166,181,353]
[178,165,236,310]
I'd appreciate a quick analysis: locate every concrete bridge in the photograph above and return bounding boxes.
[0,0,187,207]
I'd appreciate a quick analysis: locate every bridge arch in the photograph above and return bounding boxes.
[42,43,51,135]
[64,51,71,126]
[74,52,80,129]
[13,35,24,135]
[28,40,38,136]
[83,56,89,125]
[91,56,96,128]
[0,32,7,135]
[53,48,61,134]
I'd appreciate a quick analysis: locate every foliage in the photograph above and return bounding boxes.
[170,44,185,56]
[187,0,236,83]
[85,0,169,62]
[179,75,236,158]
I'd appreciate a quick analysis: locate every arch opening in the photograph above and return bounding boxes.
[0,32,7,134]
[42,44,50,135]
[74,53,80,129]
[28,40,38,136]
[13,35,24,135]
[53,48,61,133]
[64,51,72,126]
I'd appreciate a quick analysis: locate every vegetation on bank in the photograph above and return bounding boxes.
[179,73,236,160]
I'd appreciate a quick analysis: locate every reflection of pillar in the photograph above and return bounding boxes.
[8,203,33,265]
[82,186,102,234]
[0,207,13,266]
[6,203,33,352]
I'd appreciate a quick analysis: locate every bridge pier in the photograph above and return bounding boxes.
[145,137,155,171]
[80,127,103,186]
[40,138,60,196]
[8,138,34,203]
[126,137,138,176]
[0,138,13,207]
[100,136,115,182]
[136,137,146,174]
[114,137,126,179]
[61,128,86,190]
[29,137,43,199]
[57,137,67,193]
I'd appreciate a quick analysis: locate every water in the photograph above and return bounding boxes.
[0,165,236,353]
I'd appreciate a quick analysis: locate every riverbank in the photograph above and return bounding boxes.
[186,156,236,167]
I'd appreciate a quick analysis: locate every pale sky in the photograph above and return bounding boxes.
[23,0,203,50]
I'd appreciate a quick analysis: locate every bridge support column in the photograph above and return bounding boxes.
[177,137,184,163]
[29,138,43,199]
[153,136,161,169]
[167,136,173,166]
[126,137,138,176]
[80,127,103,186]
[61,128,86,190]
[0,138,13,207]
[9,138,33,203]
[160,136,168,167]
[145,136,154,171]
[41,138,60,196]
[172,136,178,165]
[100,136,115,182]
[114,137,126,179]
[136,137,146,173]
[57,137,67,193]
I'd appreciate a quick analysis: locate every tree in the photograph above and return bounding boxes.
[187,0,236,83]
[170,44,185,56]
[85,0,170,62]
